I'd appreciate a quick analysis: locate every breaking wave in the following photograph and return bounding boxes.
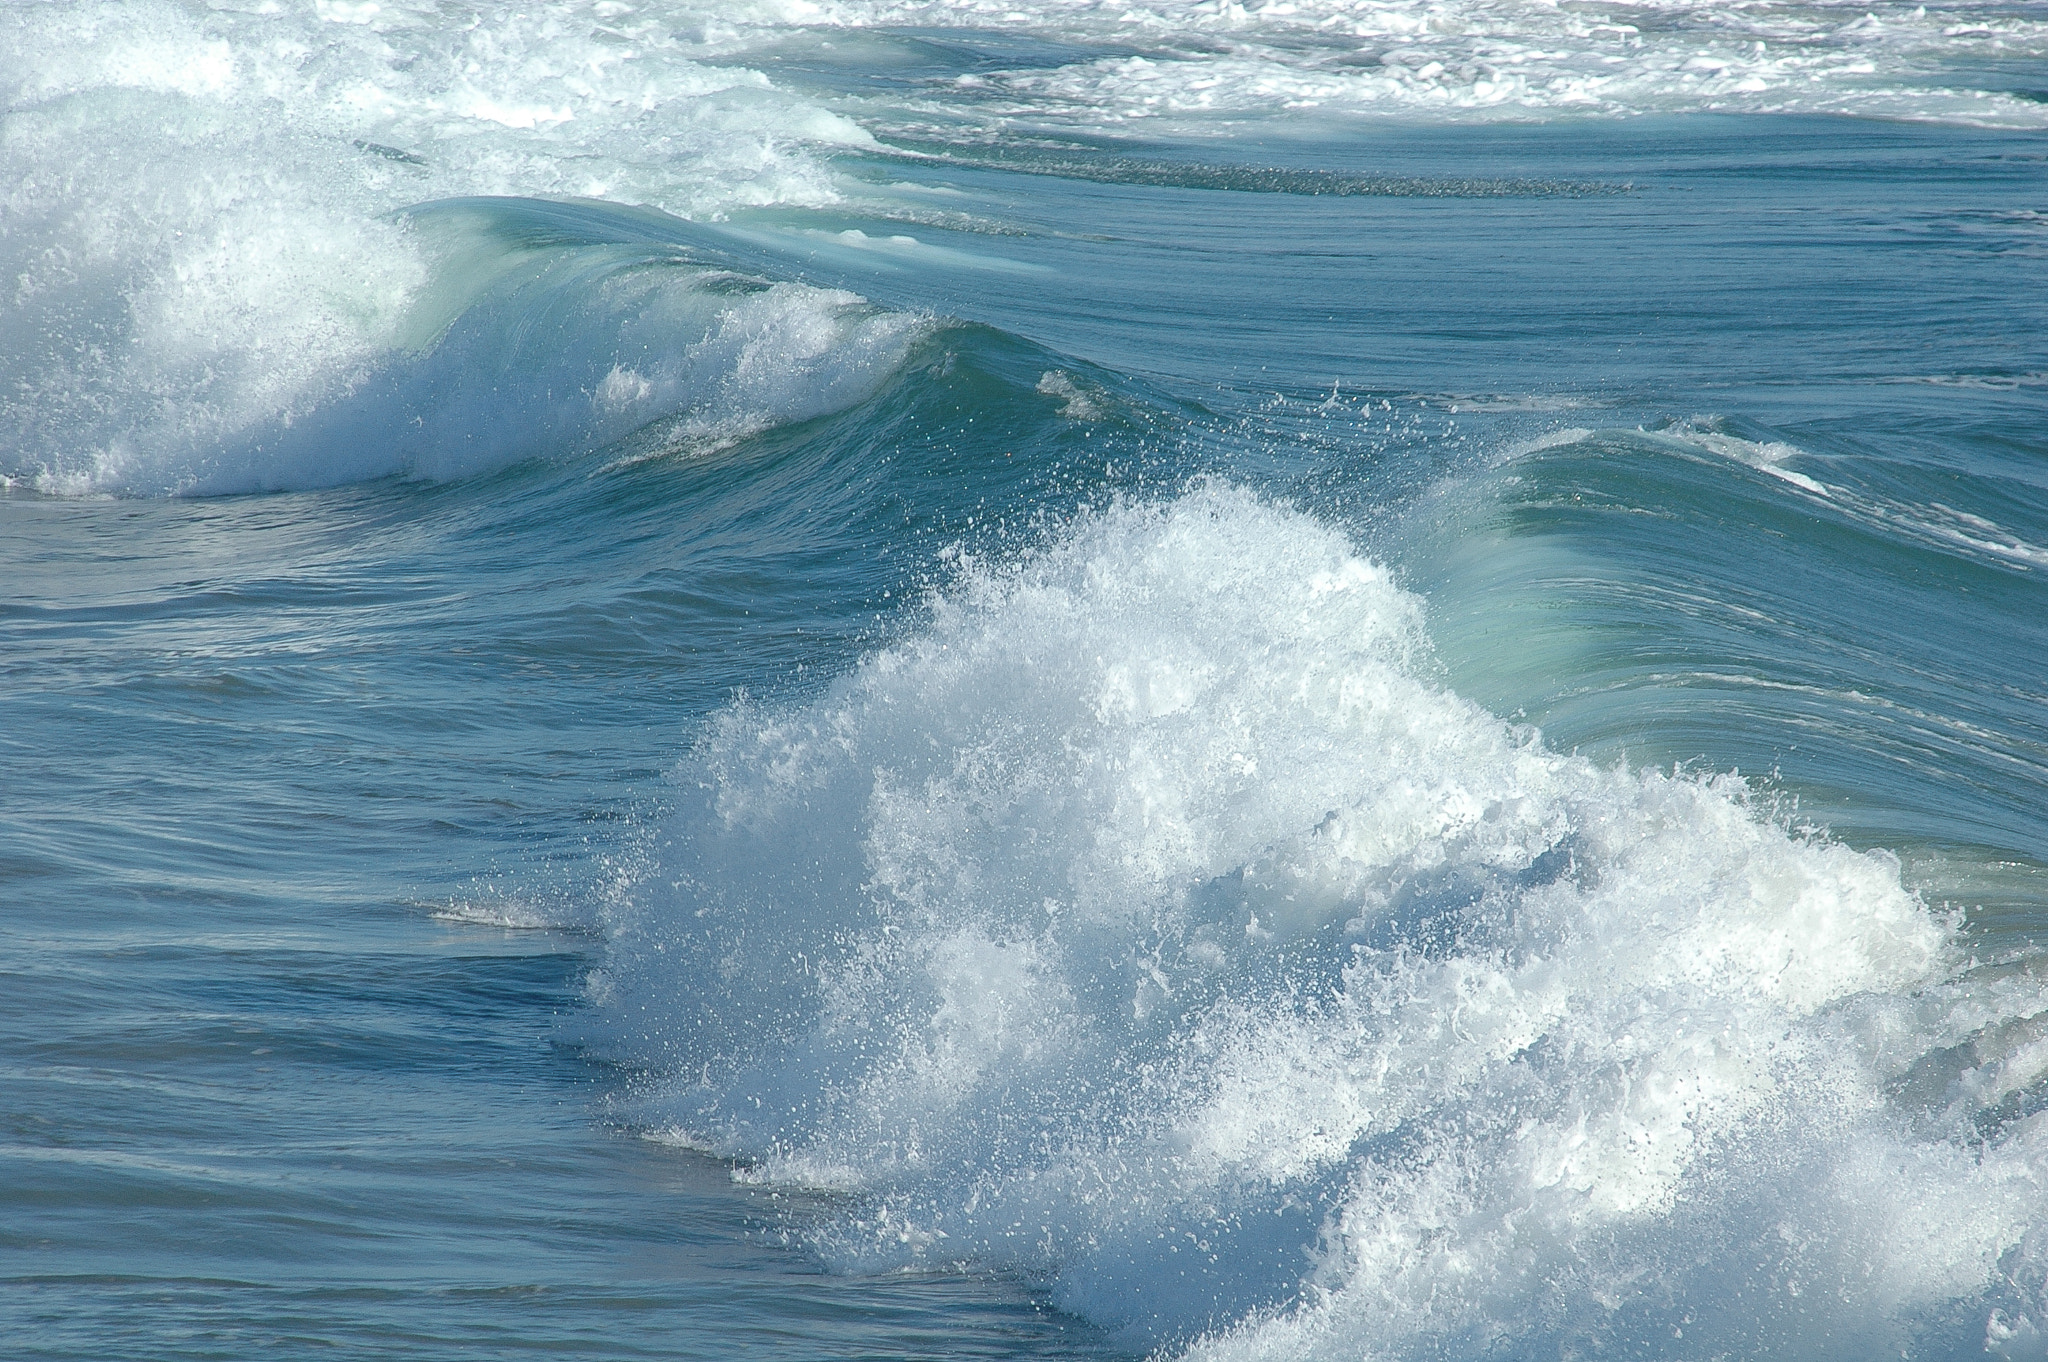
[597,483,2048,1360]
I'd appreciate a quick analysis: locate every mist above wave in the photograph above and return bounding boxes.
[597,484,2048,1360]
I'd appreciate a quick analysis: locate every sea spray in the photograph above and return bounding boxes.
[599,483,2048,1358]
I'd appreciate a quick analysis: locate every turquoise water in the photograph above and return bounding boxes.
[6,4,2048,1358]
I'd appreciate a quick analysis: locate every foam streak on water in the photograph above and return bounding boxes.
[600,485,2048,1361]
[704,0,2048,129]
[0,0,883,493]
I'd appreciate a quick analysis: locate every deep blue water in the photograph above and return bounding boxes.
[6,5,2048,1359]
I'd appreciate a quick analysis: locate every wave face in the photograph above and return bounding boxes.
[1397,419,2048,861]
[0,188,924,494]
[597,484,2048,1360]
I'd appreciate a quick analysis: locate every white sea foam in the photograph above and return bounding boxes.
[598,484,2048,1359]
[703,0,2048,130]
[8,1,2042,493]
[0,0,884,494]
[9,211,927,496]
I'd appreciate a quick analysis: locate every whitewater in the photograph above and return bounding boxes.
[4,2,2047,1360]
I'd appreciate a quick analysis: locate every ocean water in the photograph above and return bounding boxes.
[5,2,2048,1359]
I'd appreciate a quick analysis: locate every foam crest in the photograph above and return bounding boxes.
[7,197,926,494]
[600,485,2048,1358]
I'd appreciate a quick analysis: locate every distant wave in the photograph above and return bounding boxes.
[2,196,927,495]
[597,483,2048,1360]
[9,0,2043,494]
[704,0,2048,130]
[0,0,872,494]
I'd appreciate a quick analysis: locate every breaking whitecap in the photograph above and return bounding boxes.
[598,483,2048,1360]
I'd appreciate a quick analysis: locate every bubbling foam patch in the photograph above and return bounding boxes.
[598,484,2048,1359]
